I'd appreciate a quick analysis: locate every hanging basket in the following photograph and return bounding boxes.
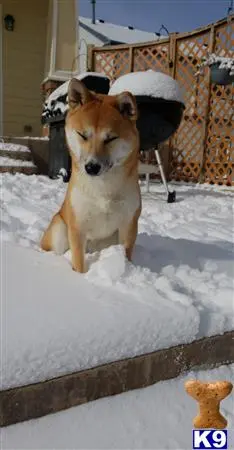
[210,62,234,86]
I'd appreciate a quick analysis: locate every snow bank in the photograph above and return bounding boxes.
[2,364,234,449]
[109,70,184,103]
[1,173,233,390]
[1,241,199,389]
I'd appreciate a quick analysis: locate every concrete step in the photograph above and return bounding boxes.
[0,142,33,162]
[1,331,233,427]
[0,165,38,175]
[0,149,33,161]
[0,151,37,175]
[0,137,49,175]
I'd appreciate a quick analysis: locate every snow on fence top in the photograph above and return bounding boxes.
[42,72,109,121]
[109,70,184,104]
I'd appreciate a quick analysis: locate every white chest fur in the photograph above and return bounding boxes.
[71,171,140,241]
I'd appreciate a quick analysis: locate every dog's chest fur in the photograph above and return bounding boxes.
[71,171,139,241]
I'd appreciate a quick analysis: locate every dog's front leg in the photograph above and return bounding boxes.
[119,207,141,262]
[67,216,86,273]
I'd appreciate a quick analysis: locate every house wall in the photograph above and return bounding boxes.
[44,0,53,79]
[1,0,49,136]
[43,0,79,84]
[56,0,78,72]
[79,25,103,73]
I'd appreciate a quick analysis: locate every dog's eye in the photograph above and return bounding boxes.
[104,136,118,144]
[76,131,87,141]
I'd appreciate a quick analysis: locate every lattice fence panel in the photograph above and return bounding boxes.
[133,42,170,73]
[93,49,130,81]
[170,32,210,182]
[204,20,234,185]
[91,18,233,185]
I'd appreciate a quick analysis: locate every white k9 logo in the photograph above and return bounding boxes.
[193,430,227,449]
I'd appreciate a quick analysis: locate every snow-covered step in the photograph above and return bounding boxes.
[2,364,234,449]
[0,156,37,175]
[0,150,32,161]
[0,142,37,174]
[0,142,32,161]
[0,166,37,175]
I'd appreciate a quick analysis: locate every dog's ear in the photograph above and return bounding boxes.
[116,91,137,121]
[68,78,94,109]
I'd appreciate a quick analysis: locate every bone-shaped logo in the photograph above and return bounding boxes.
[185,380,233,429]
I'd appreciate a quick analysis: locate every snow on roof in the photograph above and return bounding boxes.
[79,17,166,45]
[109,70,184,104]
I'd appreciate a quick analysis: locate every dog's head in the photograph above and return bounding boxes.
[65,78,139,177]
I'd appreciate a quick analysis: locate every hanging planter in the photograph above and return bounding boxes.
[210,60,234,85]
[210,63,233,85]
[196,53,234,86]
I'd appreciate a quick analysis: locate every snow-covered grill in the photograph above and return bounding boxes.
[42,72,110,180]
[42,70,184,195]
[109,70,185,202]
[109,70,185,150]
[42,72,110,124]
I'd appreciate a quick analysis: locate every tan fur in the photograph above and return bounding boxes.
[41,79,141,273]
[185,380,233,429]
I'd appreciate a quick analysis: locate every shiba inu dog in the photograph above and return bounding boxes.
[41,78,141,273]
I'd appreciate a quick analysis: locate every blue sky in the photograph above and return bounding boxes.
[79,0,231,34]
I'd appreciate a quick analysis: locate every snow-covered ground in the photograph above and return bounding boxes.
[1,173,233,389]
[2,364,234,450]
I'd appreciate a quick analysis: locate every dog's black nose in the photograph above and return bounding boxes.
[85,161,101,176]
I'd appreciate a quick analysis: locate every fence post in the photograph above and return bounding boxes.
[129,46,134,73]
[200,24,216,182]
[169,33,177,79]
[167,33,178,180]
[87,44,95,72]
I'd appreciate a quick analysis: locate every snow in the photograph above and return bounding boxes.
[208,55,234,74]
[109,70,184,103]
[42,70,184,121]
[0,157,35,167]
[0,142,30,153]
[13,136,49,140]
[42,72,109,118]
[1,173,233,390]
[1,240,200,389]
[79,16,166,45]
[2,364,234,450]
[198,53,234,76]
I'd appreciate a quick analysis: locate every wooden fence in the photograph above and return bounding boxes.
[89,16,234,185]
